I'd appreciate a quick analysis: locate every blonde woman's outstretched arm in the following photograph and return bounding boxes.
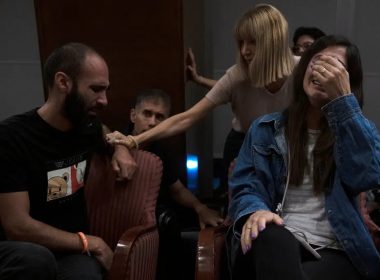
[106,97,217,148]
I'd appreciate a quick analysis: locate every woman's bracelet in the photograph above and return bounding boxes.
[77,232,91,256]
[125,135,139,150]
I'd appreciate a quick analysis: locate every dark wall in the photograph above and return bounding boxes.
[34,0,185,128]
[34,0,186,177]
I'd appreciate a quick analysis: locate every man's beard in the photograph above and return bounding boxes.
[63,82,94,129]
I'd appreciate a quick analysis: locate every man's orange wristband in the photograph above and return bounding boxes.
[77,232,91,256]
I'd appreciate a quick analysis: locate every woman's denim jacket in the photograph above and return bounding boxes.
[228,94,380,279]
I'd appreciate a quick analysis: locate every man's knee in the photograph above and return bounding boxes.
[56,254,103,280]
[0,241,57,279]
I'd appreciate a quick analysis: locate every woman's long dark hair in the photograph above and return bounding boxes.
[284,35,363,194]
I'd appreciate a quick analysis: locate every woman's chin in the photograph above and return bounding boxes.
[307,91,330,108]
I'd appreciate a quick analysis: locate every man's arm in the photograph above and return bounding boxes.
[0,191,113,270]
[102,124,137,180]
[169,180,223,229]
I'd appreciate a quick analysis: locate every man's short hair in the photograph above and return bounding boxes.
[43,42,100,89]
[292,27,326,45]
[134,88,171,112]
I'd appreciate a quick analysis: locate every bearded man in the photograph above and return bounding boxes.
[0,42,134,280]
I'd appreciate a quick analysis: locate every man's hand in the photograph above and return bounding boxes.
[87,235,114,270]
[196,204,224,229]
[111,145,137,180]
[103,127,137,180]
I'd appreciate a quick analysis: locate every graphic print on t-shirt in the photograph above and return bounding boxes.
[47,160,86,201]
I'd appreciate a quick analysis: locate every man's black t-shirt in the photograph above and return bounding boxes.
[0,109,104,239]
[146,141,180,207]
[124,126,179,207]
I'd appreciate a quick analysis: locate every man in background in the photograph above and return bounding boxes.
[126,88,223,280]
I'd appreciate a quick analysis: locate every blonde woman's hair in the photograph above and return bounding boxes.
[234,4,294,87]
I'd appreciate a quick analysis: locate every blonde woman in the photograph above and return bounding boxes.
[107,4,297,168]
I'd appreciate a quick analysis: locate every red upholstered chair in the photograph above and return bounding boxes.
[85,150,163,280]
[196,160,235,280]
[359,192,380,251]
[196,220,231,280]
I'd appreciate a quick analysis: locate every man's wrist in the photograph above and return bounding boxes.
[77,232,91,256]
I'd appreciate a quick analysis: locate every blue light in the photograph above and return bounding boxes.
[186,157,198,170]
[186,154,198,192]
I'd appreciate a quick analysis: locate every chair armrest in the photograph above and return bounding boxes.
[196,222,230,280]
[108,223,159,280]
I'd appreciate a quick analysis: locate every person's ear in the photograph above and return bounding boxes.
[130,108,137,123]
[54,72,72,93]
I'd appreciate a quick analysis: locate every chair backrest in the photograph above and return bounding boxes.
[85,150,163,249]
